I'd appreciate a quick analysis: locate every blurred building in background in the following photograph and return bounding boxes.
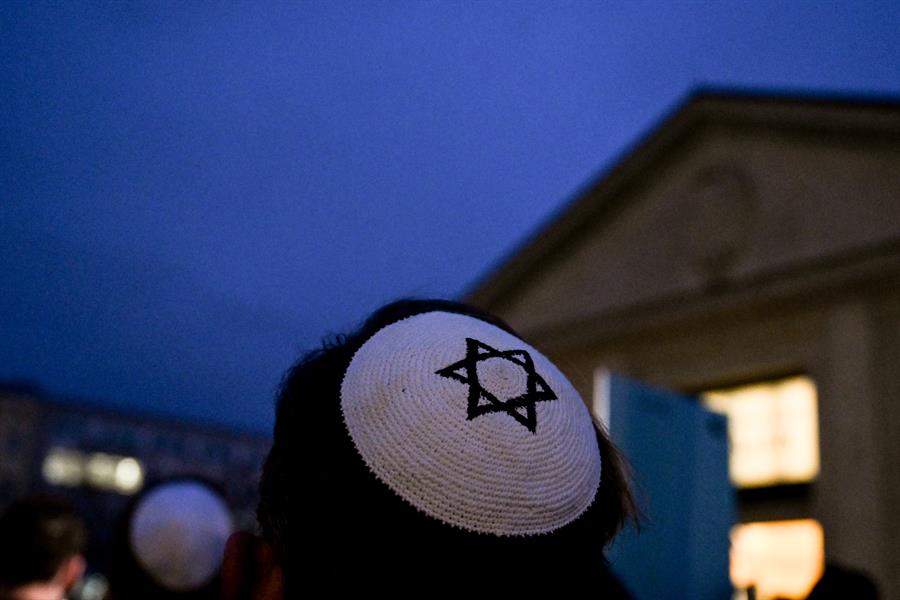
[0,382,269,567]
[469,91,900,599]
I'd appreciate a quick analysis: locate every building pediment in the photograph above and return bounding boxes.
[468,91,900,338]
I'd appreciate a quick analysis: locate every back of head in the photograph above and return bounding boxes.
[107,478,233,600]
[0,496,86,590]
[257,299,636,595]
[806,563,879,600]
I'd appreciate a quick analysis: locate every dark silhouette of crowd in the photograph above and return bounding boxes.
[0,496,86,600]
[0,300,882,599]
[0,479,232,600]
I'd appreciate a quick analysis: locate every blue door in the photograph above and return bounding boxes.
[599,373,734,600]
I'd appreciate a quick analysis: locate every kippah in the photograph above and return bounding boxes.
[340,311,601,536]
[128,481,233,591]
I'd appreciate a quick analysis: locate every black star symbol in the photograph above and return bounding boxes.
[435,337,557,433]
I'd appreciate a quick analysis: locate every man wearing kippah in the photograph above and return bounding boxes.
[223,299,636,598]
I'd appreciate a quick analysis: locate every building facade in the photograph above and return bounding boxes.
[468,91,900,599]
[0,382,270,567]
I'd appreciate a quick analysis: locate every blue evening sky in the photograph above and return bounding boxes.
[2,1,899,433]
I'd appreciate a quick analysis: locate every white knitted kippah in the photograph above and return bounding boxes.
[129,481,234,591]
[340,311,601,536]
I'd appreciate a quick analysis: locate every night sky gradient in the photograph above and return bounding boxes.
[2,1,899,433]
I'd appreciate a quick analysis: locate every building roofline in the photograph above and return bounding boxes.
[464,87,900,309]
[690,85,900,109]
[0,380,271,442]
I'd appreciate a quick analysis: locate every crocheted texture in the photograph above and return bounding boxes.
[129,481,234,591]
[340,311,601,536]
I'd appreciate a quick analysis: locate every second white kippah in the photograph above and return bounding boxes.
[340,311,601,536]
[129,481,234,591]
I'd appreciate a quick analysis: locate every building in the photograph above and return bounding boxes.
[468,91,900,599]
[0,382,270,568]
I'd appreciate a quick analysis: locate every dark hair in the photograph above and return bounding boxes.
[806,563,879,600]
[257,299,637,593]
[0,495,86,588]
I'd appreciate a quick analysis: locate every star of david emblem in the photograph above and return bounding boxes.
[435,337,557,433]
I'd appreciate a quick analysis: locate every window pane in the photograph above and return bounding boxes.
[731,519,824,600]
[702,375,819,488]
[42,447,144,495]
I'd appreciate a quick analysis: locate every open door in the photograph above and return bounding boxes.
[596,372,735,600]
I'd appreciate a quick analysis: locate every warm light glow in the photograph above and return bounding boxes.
[731,520,824,600]
[86,453,118,487]
[43,448,144,494]
[114,457,144,494]
[42,448,85,487]
[702,376,819,488]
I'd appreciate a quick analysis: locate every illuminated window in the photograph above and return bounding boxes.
[85,453,118,488]
[42,447,144,494]
[731,519,824,600]
[702,375,819,488]
[113,457,144,494]
[42,448,85,487]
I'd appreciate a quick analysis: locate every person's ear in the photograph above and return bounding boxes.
[221,531,284,600]
[61,555,86,593]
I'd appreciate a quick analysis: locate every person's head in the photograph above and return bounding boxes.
[107,478,233,600]
[806,563,879,600]
[225,299,636,598]
[0,495,86,599]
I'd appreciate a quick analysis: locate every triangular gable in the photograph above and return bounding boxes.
[466,90,900,336]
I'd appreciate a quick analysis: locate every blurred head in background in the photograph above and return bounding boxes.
[106,478,233,600]
[0,495,86,600]
[806,563,879,600]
